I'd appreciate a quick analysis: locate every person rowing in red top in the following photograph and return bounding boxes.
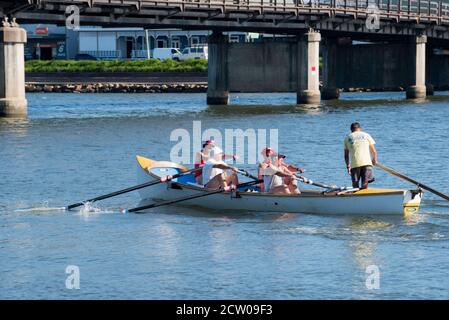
[193,139,239,184]
[202,146,239,190]
[162,141,239,185]
[160,140,216,184]
[193,140,215,184]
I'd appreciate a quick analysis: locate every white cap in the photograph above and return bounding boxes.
[211,146,223,154]
[210,146,223,158]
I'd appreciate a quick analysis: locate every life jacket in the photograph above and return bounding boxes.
[194,154,205,178]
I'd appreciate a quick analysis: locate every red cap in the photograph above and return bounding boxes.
[261,147,277,157]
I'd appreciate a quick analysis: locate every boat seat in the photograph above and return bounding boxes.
[148,167,180,177]
[337,188,359,195]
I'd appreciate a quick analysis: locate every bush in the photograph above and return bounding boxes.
[25,59,208,73]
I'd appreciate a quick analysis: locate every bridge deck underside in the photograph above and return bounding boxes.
[3,0,449,40]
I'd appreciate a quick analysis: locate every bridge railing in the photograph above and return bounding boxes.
[149,0,449,17]
[37,0,449,20]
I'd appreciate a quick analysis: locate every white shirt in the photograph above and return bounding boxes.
[259,163,284,192]
[202,158,225,185]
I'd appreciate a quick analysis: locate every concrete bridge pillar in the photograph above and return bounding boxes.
[0,22,27,117]
[406,35,427,99]
[207,31,229,105]
[297,31,321,104]
[321,38,340,100]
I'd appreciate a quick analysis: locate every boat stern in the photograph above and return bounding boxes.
[135,155,190,202]
[403,189,422,215]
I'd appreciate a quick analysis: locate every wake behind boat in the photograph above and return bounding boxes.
[135,155,422,215]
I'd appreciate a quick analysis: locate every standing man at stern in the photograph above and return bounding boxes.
[344,122,378,189]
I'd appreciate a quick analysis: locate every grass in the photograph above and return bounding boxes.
[25,59,208,73]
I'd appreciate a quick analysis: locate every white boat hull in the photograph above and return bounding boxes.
[135,156,422,215]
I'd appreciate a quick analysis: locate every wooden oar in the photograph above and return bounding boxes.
[124,179,262,214]
[295,176,336,189]
[66,166,203,210]
[235,169,259,181]
[375,162,449,201]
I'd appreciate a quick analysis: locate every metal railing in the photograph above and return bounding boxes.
[79,50,121,59]
[131,50,149,59]
[31,0,449,22]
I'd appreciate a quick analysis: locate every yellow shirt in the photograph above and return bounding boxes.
[344,131,375,169]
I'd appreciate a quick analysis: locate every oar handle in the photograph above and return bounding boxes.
[125,179,262,213]
[66,166,203,210]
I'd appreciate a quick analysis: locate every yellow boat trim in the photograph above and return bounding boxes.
[354,188,405,195]
[136,155,188,172]
[404,202,420,208]
[403,205,420,215]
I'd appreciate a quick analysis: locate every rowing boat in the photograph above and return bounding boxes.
[135,155,422,215]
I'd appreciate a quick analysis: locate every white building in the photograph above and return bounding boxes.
[76,27,250,60]
[22,24,258,60]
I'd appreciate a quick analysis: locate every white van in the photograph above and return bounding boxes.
[173,46,208,61]
[152,48,181,60]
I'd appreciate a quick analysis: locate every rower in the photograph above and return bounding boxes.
[194,139,239,184]
[258,147,292,194]
[277,154,305,194]
[202,146,239,190]
[193,139,215,184]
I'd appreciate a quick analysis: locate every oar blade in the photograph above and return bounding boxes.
[65,166,204,210]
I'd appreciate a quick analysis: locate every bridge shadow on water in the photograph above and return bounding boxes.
[204,92,449,116]
[205,103,324,116]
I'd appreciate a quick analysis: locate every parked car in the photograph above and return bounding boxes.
[173,46,208,61]
[152,48,181,60]
[75,53,97,61]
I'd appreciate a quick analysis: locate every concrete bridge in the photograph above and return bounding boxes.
[2,0,449,116]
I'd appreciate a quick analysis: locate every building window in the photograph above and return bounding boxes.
[157,39,166,48]
[171,37,180,48]
[191,36,200,46]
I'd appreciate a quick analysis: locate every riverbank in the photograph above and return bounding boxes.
[24,72,441,94]
[25,71,208,93]
[25,82,208,93]
[24,82,420,94]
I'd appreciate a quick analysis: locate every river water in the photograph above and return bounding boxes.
[1,92,449,299]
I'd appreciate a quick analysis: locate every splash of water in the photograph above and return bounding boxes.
[404,212,426,225]
[77,201,114,216]
[13,200,66,213]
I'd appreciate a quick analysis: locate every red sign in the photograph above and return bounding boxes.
[35,43,57,48]
[311,66,316,71]
[35,27,49,35]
